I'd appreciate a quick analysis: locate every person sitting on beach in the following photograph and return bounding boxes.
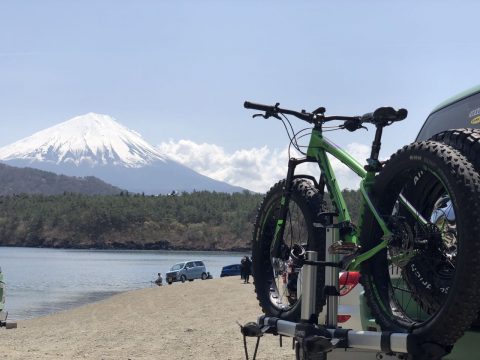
[155,272,163,286]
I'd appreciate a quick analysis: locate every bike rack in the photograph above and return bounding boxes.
[240,223,448,360]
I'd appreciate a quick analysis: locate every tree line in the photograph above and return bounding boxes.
[0,189,362,251]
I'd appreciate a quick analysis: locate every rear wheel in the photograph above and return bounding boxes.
[361,141,480,346]
[252,179,326,321]
[431,128,480,171]
[432,128,480,327]
[201,272,207,280]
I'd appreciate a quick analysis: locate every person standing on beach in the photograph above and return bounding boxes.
[244,256,252,284]
[240,256,247,283]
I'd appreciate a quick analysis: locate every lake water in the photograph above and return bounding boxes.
[0,247,248,320]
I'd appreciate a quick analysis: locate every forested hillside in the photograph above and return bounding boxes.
[0,189,362,251]
[0,163,122,195]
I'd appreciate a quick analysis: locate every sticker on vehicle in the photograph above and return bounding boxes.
[469,107,480,124]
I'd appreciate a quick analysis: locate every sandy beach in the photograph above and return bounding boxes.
[0,277,295,359]
[0,277,376,359]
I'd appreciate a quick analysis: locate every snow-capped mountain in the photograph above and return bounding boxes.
[0,113,244,194]
[0,113,166,167]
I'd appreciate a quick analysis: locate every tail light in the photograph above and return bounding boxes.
[337,314,351,323]
[339,271,360,296]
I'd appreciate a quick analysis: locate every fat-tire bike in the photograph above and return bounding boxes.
[241,101,480,359]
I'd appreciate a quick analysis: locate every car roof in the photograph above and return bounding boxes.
[430,84,480,115]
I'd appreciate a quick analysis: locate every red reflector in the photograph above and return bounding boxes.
[339,271,360,296]
[337,314,351,323]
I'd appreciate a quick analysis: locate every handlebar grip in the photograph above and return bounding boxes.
[244,101,274,112]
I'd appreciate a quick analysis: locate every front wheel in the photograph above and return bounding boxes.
[252,179,326,321]
[361,141,480,346]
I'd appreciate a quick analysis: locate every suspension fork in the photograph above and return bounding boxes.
[270,157,322,259]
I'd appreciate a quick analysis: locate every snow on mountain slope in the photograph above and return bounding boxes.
[0,113,245,194]
[0,113,166,168]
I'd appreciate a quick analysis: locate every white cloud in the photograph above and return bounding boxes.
[158,140,370,193]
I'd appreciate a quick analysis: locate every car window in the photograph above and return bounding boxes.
[186,262,194,268]
[171,263,184,271]
[195,261,204,267]
[417,92,480,141]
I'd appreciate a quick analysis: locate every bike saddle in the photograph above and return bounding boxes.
[372,106,408,124]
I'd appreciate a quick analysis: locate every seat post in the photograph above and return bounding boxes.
[365,125,384,172]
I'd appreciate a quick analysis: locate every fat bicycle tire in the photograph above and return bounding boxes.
[252,179,326,321]
[431,128,480,171]
[432,128,480,327]
[360,141,480,346]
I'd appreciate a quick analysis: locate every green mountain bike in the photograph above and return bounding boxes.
[244,101,480,351]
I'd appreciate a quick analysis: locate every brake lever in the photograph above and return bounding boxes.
[252,112,282,120]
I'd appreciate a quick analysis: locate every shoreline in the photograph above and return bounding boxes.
[0,244,251,253]
[2,247,250,322]
[0,277,295,359]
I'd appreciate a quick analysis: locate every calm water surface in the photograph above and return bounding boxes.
[0,247,248,320]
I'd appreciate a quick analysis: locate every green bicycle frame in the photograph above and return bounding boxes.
[305,128,384,270]
[293,127,426,271]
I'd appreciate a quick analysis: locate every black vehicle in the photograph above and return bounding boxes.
[417,85,480,141]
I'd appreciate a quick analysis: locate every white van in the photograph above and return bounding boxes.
[165,260,208,284]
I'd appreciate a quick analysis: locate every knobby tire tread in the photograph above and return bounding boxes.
[360,141,480,346]
[252,179,326,321]
[431,128,480,328]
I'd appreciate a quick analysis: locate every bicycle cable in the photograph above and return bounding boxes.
[288,128,311,157]
[280,113,301,152]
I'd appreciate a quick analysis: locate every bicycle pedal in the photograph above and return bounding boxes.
[329,241,360,255]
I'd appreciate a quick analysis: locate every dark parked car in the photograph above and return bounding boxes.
[220,264,241,277]
[416,84,480,142]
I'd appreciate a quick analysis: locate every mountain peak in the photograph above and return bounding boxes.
[70,112,115,123]
[0,113,166,168]
[66,112,127,126]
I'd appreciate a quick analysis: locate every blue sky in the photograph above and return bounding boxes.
[1,1,480,191]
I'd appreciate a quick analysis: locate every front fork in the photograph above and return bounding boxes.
[270,157,323,260]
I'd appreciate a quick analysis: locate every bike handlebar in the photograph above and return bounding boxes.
[244,101,273,112]
[244,101,408,129]
[244,101,314,122]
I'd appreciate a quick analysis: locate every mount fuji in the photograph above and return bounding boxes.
[0,113,244,194]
